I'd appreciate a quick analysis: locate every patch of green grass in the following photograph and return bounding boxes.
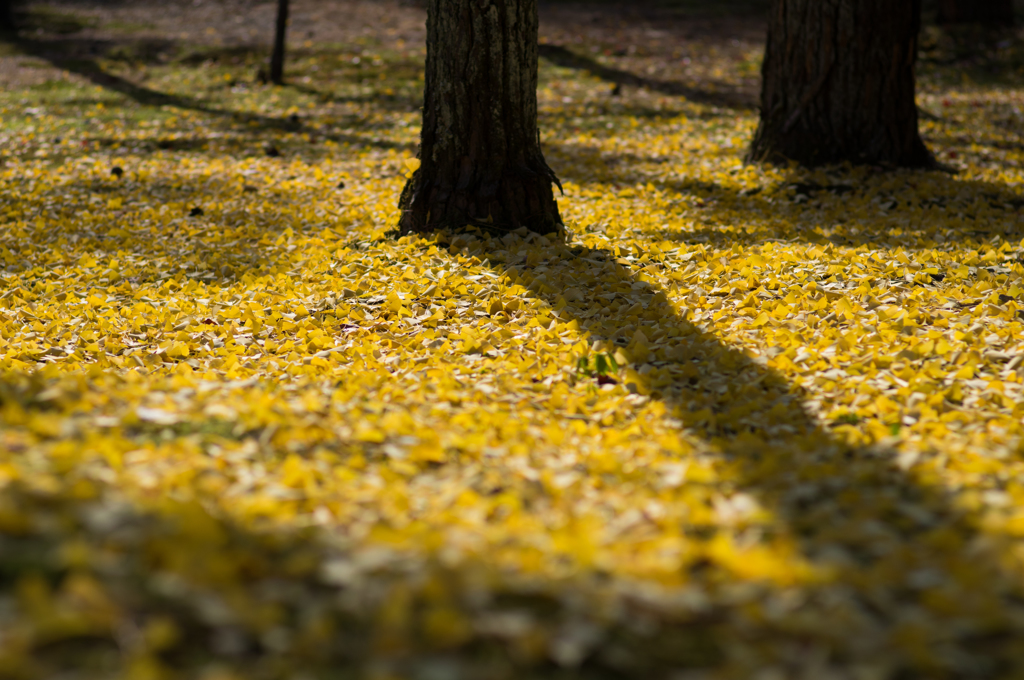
[102,20,158,34]
[19,6,98,35]
[12,57,51,70]
[27,78,78,93]
[0,42,24,58]
[831,413,862,427]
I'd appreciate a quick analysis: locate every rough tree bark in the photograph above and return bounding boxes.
[747,0,934,168]
[269,0,289,85]
[0,0,15,34]
[398,0,562,235]
[937,0,1014,24]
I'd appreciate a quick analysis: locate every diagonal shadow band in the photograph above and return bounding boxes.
[5,36,412,153]
[473,230,1024,676]
[539,43,756,111]
[0,227,1022,677]
[10,36,289,123]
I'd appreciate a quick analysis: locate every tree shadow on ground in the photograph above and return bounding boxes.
[74,128,415,161]
[467,230,1024,676]
[288,82,423,114]
[11,37,261,116]
[0,460,725,679]
[5,225,1023,678]
[539,43,756,111]
[3,226,1024,677]
[4,36,414,155]
[546,140,1024,252]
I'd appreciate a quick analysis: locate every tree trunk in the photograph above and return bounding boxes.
[269,0,289,85]
[937,0,1014,24]
[747,0,934,168]
[0,0,15,34]
[398,0,562,236]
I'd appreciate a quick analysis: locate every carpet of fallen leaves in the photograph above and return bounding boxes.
[3,2,1024,679]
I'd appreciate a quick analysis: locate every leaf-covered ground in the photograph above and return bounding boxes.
[3,1,1024,678]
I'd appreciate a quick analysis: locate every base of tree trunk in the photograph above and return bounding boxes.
[747,0,935,169]
[398,163,562,236]
[0,4,16,33]
[747,126,936,169]
[397,0,562,237]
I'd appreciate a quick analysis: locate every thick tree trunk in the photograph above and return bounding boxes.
[269,0,289,85]
[0,0,15,34]
[937,0,1014,24]
[398,0,562,236]
[747,0,934,168]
